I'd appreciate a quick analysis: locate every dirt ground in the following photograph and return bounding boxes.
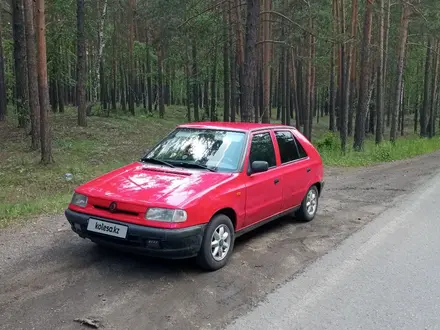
[1,150,439,330]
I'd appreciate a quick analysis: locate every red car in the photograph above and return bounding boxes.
[65,122,324,271]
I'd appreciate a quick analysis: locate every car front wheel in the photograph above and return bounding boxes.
[296,185,319,222]
[196,214,234,271]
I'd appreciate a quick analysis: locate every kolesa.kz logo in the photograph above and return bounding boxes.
[95,221,120,234]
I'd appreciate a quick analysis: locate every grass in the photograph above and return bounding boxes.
[1,106,439,227]
[315,131,440,166]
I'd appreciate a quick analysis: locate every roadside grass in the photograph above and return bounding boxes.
[315,131,440,166]
[1,106,439,227]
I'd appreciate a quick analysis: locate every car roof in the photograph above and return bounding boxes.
[177,121,296,132]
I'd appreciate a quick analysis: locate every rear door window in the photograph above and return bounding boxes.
[275,130,308,164]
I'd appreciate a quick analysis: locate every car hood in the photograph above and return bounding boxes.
[76,162,234,208]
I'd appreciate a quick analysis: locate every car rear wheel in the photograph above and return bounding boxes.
[296,185,319,222]
[196,214,234,271]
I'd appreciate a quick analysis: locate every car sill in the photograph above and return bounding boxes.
[235,205,300,238]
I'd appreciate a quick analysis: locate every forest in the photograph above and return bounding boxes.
[1,0,440,223]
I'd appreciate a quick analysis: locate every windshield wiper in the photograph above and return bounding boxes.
[141,157,175,168]
[171,162,217,172]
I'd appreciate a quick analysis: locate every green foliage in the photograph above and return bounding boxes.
[321,135,440,167]
[315,132,340,152]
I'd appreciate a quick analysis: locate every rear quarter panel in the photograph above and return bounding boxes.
[292,130,324,192]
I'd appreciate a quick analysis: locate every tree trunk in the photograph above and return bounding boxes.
[164,64,170,106]
[0,12,6,122]
[353,0,374,151]
[58,75,65,113]
[341,0,356,152]
[384,0,391,129]
[24,0,40,149]
[192,40,199,121]
[94,0,107,103]
[309,27,315,140]
[13,0,29,128]
[146,32,153,113]
[414,93,419,134]
[428,40,440,138]
[375,0,385,144]
[228,0,237,123]
[261,0,272,123]
[77,0,86,126]
[420,38,432,137]
[390,2,411,142]
[285,52,291,126]
[211,47,218,121]
[120,64,126,112]
[241,0,260,122]
[276,62,281,121]
[336,0,346,133]
[280,46,286,125]
[185,46,191,122]
[400,87,405,136]
[110,21,117,111]
[234,0,245,118]
[203,77,209,118]
[157,46,165,118]
[297,59,305,125]
[223,6,230,122]
[291,50,300,129]
[111,58,116,110]
[100,60,107,111]
[36,0,53,164]
[127,0,135,115]
[348,0,358,137]
[329,0,337,132]
[303,24,313,140]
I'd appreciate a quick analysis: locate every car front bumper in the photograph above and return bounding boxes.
[65,209,206,259]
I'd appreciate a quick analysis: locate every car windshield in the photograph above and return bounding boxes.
[144,128,246,173]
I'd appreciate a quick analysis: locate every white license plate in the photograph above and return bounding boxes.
[87,218,128,239]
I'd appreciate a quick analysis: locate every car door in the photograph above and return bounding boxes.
[244,130,284,227]
[274,129,311,210]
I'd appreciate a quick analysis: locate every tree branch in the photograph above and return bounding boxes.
[256,40,288,46]
[260,10,315,36]
[177,0,233,29]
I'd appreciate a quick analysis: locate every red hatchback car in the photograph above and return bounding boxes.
[65,122,324,270]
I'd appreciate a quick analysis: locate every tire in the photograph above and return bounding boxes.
[296,185,319,222]
[196,214,235,271]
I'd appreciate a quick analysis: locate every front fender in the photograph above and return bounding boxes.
[185,183,246,229]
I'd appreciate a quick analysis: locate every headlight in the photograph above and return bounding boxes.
[145,208,187,223]
[71,193,88,208]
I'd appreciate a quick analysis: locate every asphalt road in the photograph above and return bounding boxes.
[1,150,440,330]
[226,170,440,330]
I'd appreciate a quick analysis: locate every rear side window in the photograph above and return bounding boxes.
[296,136,308,158]
[249,132,276,167]
[275,131,308,163]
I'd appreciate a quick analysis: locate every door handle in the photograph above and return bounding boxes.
[274,178,280,184]
[306,168,311,173]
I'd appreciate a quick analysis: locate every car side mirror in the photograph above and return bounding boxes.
[249,161,269,175]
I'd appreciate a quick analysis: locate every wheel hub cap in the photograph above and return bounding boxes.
[306,190,317,215]
[211,225,230,261]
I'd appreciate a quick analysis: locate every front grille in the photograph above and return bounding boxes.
[93,205,139,216]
